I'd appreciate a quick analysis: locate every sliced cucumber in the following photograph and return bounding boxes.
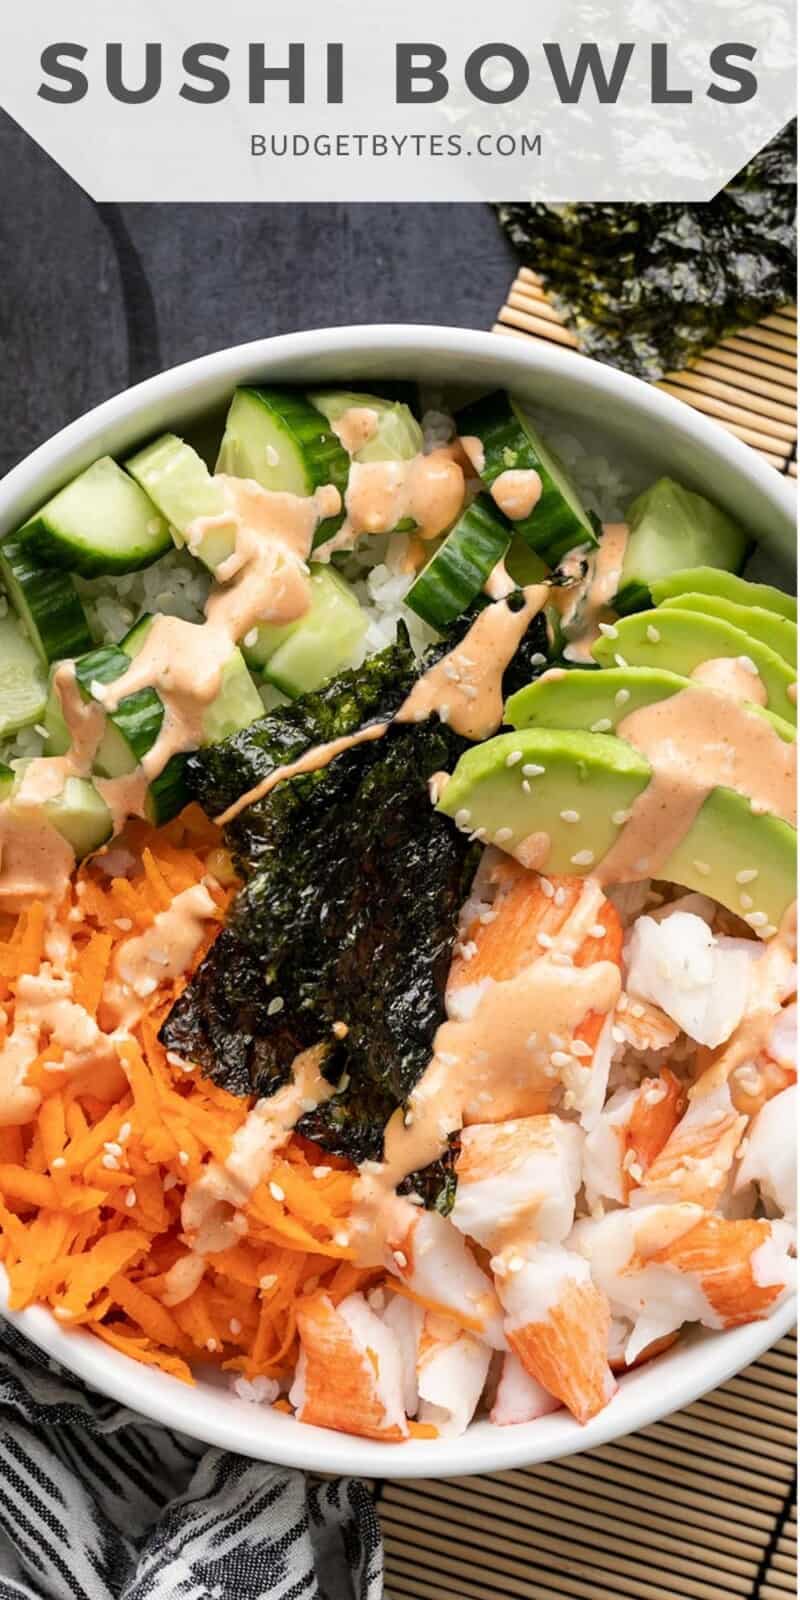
[616,480,749,615]
[0,534,91,666]
[217,388,348,546]
[307,390,423,463]
[504,536,549,588]
[651,565,796,622]
[17,457,172,577]
[0,617,47,738]
[405,495,511,631]
[455,391,598,565]
[44,776,113,858]
[126,433,235,570]
[259,567,368,697]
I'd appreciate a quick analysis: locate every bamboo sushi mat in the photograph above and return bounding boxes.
[376,277,797,1597]
[494,268,798,477]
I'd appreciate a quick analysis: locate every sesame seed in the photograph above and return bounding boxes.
[269,1182,285,1203]
[537,931,554,949]
[332,1020,348,1039]
[229,1317,242,1336]
[540,878,554,898]
[529,653,547,667]
[522,779,531,793]
[438,703,451,724]
[763,924,777,939]
[745,911,769,928]
[206,1339,218,1353]
[571,849,595,866]
[572,1040,592,1058]
[611,1026,626,1044]
[550,1050,574,1068]
[125,1189,137,1208]
[494,827,513,843]
[692,860,711,876]
[103,1141,122,1158]
[244,628,259,649]
[598,622,618,639]
[589,923,606,938]
[101,1153,119,1170]
[51,1157,66,1170]
[522,763,545,778]
[614,653,629,669]
[178,1150,189,1166]
[736,869,759,884]
[507,1255,525,1274]
[312,1165,331,1179]
[392,1250,408,1269]
[260,1274,278,1291]
[646,625,660,643]
[267,995,284,1015]
[505,751,523,767]
[554,886,567,907]
[614,689,631,707]
[334,1230,350,1248]
[89,679,106,701]
[739,893,754,911]
[590,718,613,733]
[118,1122,132,1143]
[454,808,471,828]
[737,655,759,676]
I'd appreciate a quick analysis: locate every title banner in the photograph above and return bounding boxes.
[0,0,795,201]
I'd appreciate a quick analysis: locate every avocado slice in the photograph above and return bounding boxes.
[658,593,797,667]
[506,665,797,745]
[437,728,796,930]
[437,728,651,870]
[592,609,797,725]
[651,565,796,623]
[616,479,749,614]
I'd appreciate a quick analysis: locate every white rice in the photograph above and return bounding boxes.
[0,400,642,768]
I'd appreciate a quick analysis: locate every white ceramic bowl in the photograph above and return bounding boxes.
[0,326,795,1479]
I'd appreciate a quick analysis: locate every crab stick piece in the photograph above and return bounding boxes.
[735,1084,796,1219]
[416,1312,492,1438]
[451,1116,583,1251]
[608,1320,680,1374]
[632,1082,746,1209]
[386,1208,506,1350]
[382,1292,423,1417]
[626,913,754,1048]
[583,1070,685,1209]
[613,996,679,1053]
[496,1243,617,1424]
[571,1205,795,1363]
[290,1292,409,1441]
[490,1352,562,1426]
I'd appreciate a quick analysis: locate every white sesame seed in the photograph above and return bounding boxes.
[560,809,580,823]
[101,1153,119,1171]
[244,628,259,649]
[737,655,759,676]
[454,808,471,828]
[611,808,632,826]
[505,751,523,767]
[611,1026,626,1044]
[103,1141,122,1158]
[537,932,554,949]
[572,1040,593,1059]
[739,893,754,911]
[589,923,606,939]
[125,1189,137,1208]
[614,653,629,669]
[692,860,711,876]
[118,1122,132,1143]
[206,1339,218,1354]
[312,1165,331,1179]
[554,886,567,907]
[392,1250,408,1270]
[51,1157,66,1170]
[550,1050,574,1068]
[745,911,769,928]
[762,924,777,939]
[522,763,545,778]
[267,996,284,1015]
[598,623,618,639]
[522,779,531,793]
[590,718,613,733]
[334,1230,350,1248]
[114,917,133,931]
[178,1151,189,1166]
[736,869,759,884]
[507,1254,525,1274]
[269,1182,285,1203]
[494,827,513,843]
[89,679,106,701]
[540,877,554,898]
[438,703,451,724]
[571,849,595,866]
[646,625,660,643]
[614,688,631,707]
[529,653,547,667]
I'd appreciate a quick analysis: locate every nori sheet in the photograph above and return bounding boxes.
[497,122,796,381]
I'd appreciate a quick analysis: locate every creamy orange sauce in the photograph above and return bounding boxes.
[596,685,796,886]
[490,469,542,522]
[398,585,549,742]
[0,967,124,1126]
[459,436,486,476]
[215,721,391,828]
[560,523,629,665]
[691,655,768,707]
[95,770,150,837]
[203,476,339,640]
[0,809,75,915]
[102,883,218,1028]
[483,557,517,601]
[319,449,465,554]
[330,407,379,456]
[99,615,234,780]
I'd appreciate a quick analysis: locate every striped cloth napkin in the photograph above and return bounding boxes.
[0,1324,384,1600]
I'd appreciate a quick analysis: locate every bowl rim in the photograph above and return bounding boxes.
[0,323,795,1478]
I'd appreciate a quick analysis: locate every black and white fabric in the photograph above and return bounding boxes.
[0,1324,384,1600]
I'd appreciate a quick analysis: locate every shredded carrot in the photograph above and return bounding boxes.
[408,1420,439,1440]
[389,1278,484,1334]
[0,810,397,1406]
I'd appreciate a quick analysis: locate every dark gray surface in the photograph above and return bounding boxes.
[0,110,516,476]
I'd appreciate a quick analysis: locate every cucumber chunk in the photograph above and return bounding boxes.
[0,534,91,666]
[616,480,749,615]
[126,433,235,570]
[217,388,348,546]
[44,777,113,858]
[307,390,423,463]
[258,566,368,698]
[406,495,511,630]
[455,391,598,565]
[17,457,172,577]
[651,565,796,622]
[0,617,47,738]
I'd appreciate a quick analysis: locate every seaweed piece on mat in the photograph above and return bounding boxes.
[497,123,796,381]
